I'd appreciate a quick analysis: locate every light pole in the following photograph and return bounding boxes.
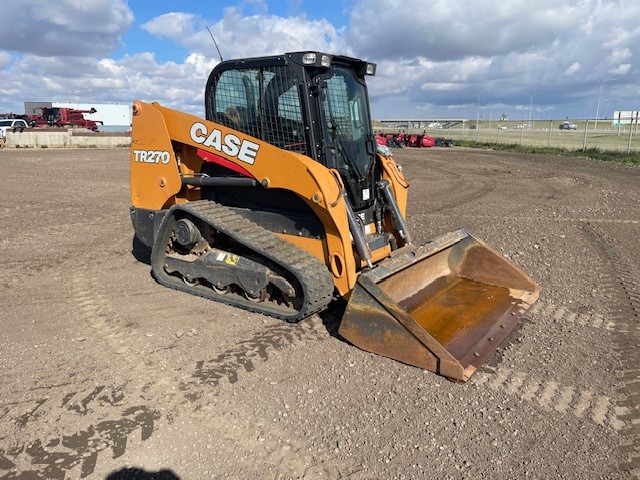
[488,102,493,129]
[423,100,440,130]
[476,89,489,141]
[595,78,615,130]
[463,107,468,136]
[431,100,440,127]
[526,92,542,129]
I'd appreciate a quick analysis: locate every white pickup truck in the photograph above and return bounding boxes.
[0,118,30,140]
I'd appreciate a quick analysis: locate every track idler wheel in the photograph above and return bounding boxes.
[211,283,229,294]
[175,218,203,248]
[243,288,267,303]
[182,276,199,286]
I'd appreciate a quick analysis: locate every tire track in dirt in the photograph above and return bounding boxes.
[0,221,128,285]
[0,380,154,478]
[0,275,334,479]
[420,178,497,214]
[581,223,640,476]
[70,268,147,360]
[18,233,624,478]
[527,299,621,332]
[1,261,172,478]
[407,157,571,216]
[0,405,160,480]
[406,160,499,214]
[475,299,627,431]
[183,317,329,391]
[472,368,625,431]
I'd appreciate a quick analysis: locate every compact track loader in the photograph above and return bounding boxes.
[130,52,539,382]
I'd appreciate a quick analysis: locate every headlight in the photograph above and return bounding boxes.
[302,52,317,64]
[301,52,332,67]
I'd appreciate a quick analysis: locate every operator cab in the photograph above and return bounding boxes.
[204,51,378,212]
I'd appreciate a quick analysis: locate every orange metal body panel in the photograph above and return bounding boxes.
[130,101,409,297]
[130,103,182,210]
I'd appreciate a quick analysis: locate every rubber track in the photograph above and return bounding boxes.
[152,200,335,322]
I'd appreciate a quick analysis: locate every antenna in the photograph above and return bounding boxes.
[206,26,223,62]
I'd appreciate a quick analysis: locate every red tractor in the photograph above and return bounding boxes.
[54,107,102,130]
[375,131,407,148]
[376,131,453,149]
[28,107,103,131]
[405,132,436,147]
[405,131,454,148]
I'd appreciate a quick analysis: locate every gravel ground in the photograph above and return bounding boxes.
[0,147,638,479]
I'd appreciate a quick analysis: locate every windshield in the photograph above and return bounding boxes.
[0,121,13,126]
[323,67,373,182]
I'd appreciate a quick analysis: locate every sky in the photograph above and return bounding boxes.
[0,0,638,121]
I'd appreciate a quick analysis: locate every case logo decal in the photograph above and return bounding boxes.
[190,122,259,165]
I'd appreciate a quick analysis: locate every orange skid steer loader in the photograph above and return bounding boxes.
[130,52,539,382]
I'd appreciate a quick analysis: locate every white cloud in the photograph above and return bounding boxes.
[141,8,346,60]
[610,64,631,75]
[142,12,197,40]
[33,0,132,34]
[346,0,640,116]
[348,0,588,61]
[565,62,582,75]
[0,0,133,56]
[609,48,631,65]
[0,51,11,70]
[1,0,639,119]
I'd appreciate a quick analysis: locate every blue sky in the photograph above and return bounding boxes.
[113,1,352,62]
[0,0,638,121]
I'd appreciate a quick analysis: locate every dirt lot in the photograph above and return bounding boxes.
[0,147,638,479]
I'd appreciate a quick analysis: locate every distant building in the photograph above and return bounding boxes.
[24,101,132,132]
[612,110,640,126]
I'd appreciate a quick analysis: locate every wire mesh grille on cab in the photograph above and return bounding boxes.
[206,65,309,156]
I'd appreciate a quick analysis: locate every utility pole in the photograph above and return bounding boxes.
[476,89,489,141]
[527,92,542,129]
[595,78,615,130]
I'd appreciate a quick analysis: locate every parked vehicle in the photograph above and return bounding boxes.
[375,131,453,148]
[559,122,577,130]
[434,137,454,147]
[406,132,453,148]
[375,132,406,148]
[37,107,103,131]
[405,133,435,147]
[0,118,29,139]
[374,132,387,146]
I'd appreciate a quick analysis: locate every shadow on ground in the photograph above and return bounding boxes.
[105,467,180,479]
